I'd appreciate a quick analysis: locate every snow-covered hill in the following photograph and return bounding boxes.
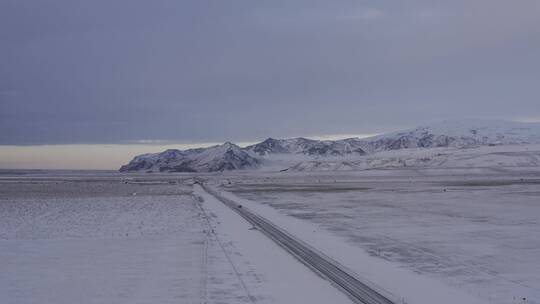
[120,120,540,172]
[247,120,540,156]
[362,120,540,152]
[119,142,259,172]
[285,145,540,172]
[245,137,367,156]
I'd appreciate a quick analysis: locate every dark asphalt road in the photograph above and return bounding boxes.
[198,182,396,304]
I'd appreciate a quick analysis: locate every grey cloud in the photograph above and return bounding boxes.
[1,0,539,144]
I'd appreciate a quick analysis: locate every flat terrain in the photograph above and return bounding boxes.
[0,175,254,304]
[1,167,538,304]
[220,167,540,304]
[0,172,352,304]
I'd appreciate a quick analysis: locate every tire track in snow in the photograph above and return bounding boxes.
[193,194,257,304]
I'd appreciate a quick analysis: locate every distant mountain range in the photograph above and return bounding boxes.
[119,120,540,172]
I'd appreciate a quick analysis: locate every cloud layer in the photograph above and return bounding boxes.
[1,0,539,144]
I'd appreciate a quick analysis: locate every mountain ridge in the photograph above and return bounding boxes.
[119,120,540,172]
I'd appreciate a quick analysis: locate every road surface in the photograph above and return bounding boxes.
[198,182,396,304]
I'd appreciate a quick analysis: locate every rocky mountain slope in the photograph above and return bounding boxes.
[120,120,540,172]
[119,142,260,172]
[245,137,367,156]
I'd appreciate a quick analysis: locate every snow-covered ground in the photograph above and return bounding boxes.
[219,167,540,304]
[2,167,538,304]
[0,174,353,304]
[193,184,352,304]
[0,179,211,304]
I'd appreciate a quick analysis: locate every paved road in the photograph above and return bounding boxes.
[198,182,396,304]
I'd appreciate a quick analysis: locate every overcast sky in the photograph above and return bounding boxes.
[1,0,540,147]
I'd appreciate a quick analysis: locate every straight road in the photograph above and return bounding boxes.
[197,182,396,304]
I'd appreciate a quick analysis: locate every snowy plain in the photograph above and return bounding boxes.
[218,167,540,304]
[1,163,539,304]
[0,173,352,304]
[0,178,211,304]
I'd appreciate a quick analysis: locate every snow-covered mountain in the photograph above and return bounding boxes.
[285,145,540,172]
[120,120,540,172]
[362,120,540,152]
[247,120,540,156]
[119,142,260,172]
[245,137,367,156]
